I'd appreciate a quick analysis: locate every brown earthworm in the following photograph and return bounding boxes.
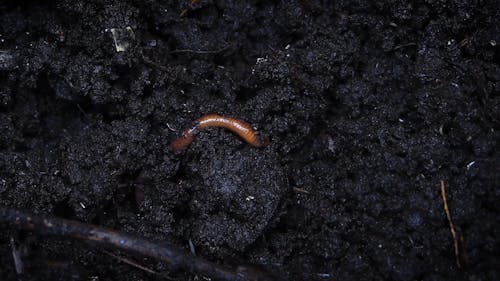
[170,114,269,151]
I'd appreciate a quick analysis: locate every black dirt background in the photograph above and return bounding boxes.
[1,0,499,280]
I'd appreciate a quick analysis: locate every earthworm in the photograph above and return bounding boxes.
[170,114,269,151]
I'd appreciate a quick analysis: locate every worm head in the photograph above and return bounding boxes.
[170,129,196,151]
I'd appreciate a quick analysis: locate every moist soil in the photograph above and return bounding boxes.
[0,1,499,280]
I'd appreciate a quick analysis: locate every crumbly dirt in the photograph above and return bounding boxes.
[1,0,499,280]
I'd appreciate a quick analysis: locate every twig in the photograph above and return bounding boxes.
[169,44,231,55]
[141,44,231,72]
[292,187,309,194]
[391,42,416,51]
[141,54,168,71]
[101,250,157,275]
[0,207,276,281]
[10,237,24,274]
[440,180,461,268]
[76,104,91,122]
[180,0,200,17]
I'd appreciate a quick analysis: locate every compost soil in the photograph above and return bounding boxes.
[0,1,499,280]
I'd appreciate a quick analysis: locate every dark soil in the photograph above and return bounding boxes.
[1,0,499,280]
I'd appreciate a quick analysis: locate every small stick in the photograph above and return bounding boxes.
[101,250,157,275]
[292,187,309,194]
[169,44,231,55]
[0,207,275,281]
[10,237,24,274]
[180,0,200,17]
[440,180,461,268]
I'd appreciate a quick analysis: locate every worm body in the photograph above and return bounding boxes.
[170,114,269,151]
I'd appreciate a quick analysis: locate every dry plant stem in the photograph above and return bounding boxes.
[440,180,461,268]
[169,44,231,54]
[101,250,157,275]
[0,207,275,281]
